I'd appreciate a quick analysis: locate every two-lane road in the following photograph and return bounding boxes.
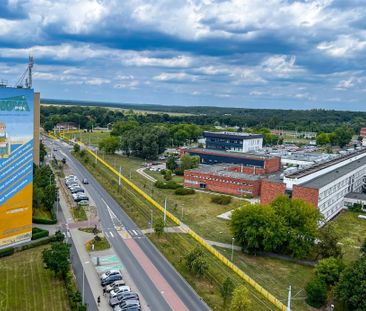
[49,137,209,311]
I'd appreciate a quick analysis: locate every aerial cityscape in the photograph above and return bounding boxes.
[1,1,366,311]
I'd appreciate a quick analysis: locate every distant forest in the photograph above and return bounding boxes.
[41,99,366,133]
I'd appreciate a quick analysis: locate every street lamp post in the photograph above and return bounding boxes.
[231,237,235,262]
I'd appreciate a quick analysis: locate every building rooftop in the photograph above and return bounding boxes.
[286,148,366,179]
[187,148,276,160]
[187,164,263,180]
[300,155,366,189]
[344,192,366,201]
[203,131,263,140]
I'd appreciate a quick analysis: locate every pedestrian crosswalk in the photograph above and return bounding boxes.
[105,229,143,239]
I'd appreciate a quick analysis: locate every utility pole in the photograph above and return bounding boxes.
[181,207,184,221]
[118,166,122,188]
[287,285,291,311]
[231,237,235,261]
[164,198,167,223]
[95,149,98,164]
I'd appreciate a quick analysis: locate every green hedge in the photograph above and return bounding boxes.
[211,195,232,205]
[32,217,57,225]
[20,237,54,251]
[31,230,49,240]
[174,187,195,195]
[0,247,15,258]
[155,180,182,189]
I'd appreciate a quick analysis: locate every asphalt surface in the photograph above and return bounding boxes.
[48,137,210,311]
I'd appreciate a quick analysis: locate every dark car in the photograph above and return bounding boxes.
[101,274,123,287]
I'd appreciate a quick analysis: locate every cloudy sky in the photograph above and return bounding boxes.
[0,0,365,110]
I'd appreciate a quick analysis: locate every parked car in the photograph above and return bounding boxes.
[101,270,121,280]
[110,292,139,308]
[117,300,140,311]
[70,187,85,194]
[114,307,140,311]
[110,285,130,298]
[77,200,89,206]
[101,274,123,287]
[105,280,126,293]
[73,194,89,202]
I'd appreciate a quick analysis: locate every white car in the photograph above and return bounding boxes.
[105,280,126,293]
[110,286,131,298]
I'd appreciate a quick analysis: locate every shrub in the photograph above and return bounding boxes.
[175,187,195,195]
[32,217,57,225]
[0,247,15,258]
[349,203,363,212]
[305,277,327,308]
[211,195,232,205]
[154,180,182,189]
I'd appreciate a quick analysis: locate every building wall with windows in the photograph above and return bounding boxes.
[203,131,263,153]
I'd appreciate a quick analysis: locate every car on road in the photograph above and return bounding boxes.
[110,292,139,307]
[105,280,126,293]
[110,285,130,298]
[101,274,123,287]
[82,178,89,184]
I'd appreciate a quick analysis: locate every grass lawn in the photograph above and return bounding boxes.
[216,247,315,311]
[86,236,110,252]
[67,131,110,147]
[33,208,53,220]
[149,233,273,311]
[70,205,87,221]
[0,246,70,311]
[102,153,243,243]
[329,210,366,262]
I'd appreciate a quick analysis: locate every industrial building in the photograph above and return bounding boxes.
[184,164,263,197]
[203,131,263,152]
[261,148,366,221]
[185,148,281,173]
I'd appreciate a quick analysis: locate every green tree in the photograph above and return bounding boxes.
[39,142,47,163]
[230,203,285,254]
[180,154,200,171]
[317,224,342,259]
[361,239,366,256]
[164,169,172,181]
[154,218,165,237]
[336,257,366,311]
[42,242,70,278]
[184,247,208,277]
[315,257,345,287]
[73,143,80,153]
[230,286,252,311]
[220,277,234,306]
[316,132,330,146]
[166,156,178,171]
[333,125,354,147]
[111,120,139,136]
[271,196,321,258]
[305,277,327,308]
[98,136,119,154]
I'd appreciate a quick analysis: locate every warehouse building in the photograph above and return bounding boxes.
[186,148,281,173]
[203,131,263,152]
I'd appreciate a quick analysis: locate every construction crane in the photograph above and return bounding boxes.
[15,56,34,89]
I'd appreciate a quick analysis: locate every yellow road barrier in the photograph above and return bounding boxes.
[56,133,287,310]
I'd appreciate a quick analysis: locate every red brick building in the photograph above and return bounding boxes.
[360,128,366,137]
[184,165,263,197]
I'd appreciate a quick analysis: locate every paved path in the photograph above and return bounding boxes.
[136,167,157,182]
[205,239,241,251]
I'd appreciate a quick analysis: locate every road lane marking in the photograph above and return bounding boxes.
[110,232,114,238]
[132,230,138,236]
